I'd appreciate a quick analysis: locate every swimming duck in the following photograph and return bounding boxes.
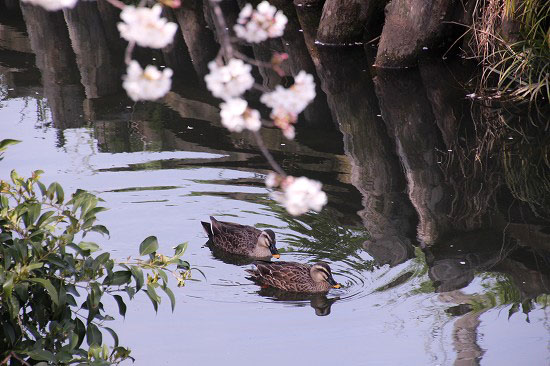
[201,216,280,258]
[246,261,341,293]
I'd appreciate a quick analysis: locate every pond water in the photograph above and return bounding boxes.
[1,2,549,365]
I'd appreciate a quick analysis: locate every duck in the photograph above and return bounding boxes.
[201,216,280,258]
[246,261,341,293]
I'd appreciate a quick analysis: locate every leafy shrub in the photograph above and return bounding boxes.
[0,170,190,365]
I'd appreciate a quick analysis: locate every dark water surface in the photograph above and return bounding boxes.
[1,2,549,365]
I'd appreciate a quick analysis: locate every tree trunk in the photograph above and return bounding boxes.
[375,0,454,67]
[173,0,219,78]
[316,0,370,45]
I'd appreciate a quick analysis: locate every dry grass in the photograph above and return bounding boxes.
[467,0,550,105]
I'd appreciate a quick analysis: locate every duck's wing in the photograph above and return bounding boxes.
[249,261,309,286]
[210,216,260,236]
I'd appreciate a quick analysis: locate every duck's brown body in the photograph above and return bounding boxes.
[201,216,278,258]
[246,261,340,293]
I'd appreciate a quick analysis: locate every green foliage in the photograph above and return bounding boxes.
[0,171,191,365]
[0,139,20,161]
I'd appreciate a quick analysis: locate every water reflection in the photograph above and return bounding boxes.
[255,286,339,316]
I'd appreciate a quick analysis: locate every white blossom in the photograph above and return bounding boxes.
[272,176,327,216]
[234,1,287,43]
[219,98,261,132]
[265,172,282,188]
[122,61,173,101]
[205,59,254,100]
[118,4,178,49]
[261,71,316,116]
[21,0,77,11]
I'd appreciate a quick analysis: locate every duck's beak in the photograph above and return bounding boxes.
[269,242,280,259]
[327,276,341,289]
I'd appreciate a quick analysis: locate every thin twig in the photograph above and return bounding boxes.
[253,131,286,176]
[208,0,234,59]
[103,0,125,10]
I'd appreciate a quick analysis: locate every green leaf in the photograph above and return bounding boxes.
[0,195,9,209]
[25,262,44,271]
[3,272,15,299]
[83,206,108,221]
[55,183,64,204]
[86,323,102,347]
[157,269,168,285]
[112,295,127,317]
[36,181,47,196]
[139,236,159,256]
[27,202,41,225]
[90,224,110,237]
[36,211,55,228]
[79,241,100,252]
[173,242,188,257]
[28,278,58,305]
[106,271,131,286]
[103,327,119,348]
[74,318,86,348]
[67,243,86,257]
[130,266,144,292]
[46,182,56,201]
[162,286,176,312]
[0,139,21,151]
[145,283,160,312]
[26,350,55,362]
[95,252,110,264]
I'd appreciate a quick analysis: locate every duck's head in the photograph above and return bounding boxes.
[259,229,279,259]
[310,262,341,289]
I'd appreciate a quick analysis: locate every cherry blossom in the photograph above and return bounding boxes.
[118,4,178,49]
[219,99,261,132]
[205,59,254,100]
[234,1,288,43]
[270,176,328,216]
[20,0,77,11]
[260,71,316,139]
[122,61,173,101]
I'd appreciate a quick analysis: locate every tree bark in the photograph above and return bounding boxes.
[375,0,454,67]
[173,0,219,78]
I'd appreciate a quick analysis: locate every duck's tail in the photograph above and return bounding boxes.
[201,221,213,239]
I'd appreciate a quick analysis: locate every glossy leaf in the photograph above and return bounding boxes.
[103,326,119,348]
[0,139,21,151]
[28,278,58,305]
[130,266,144,292]
[86,323,102,347]
[139,236,159,256]
[173,242,188,257]
[112,294,127,318]
[162,286,176,312]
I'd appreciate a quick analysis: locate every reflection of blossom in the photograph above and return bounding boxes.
[118,4,178,49]
[271,176,327,216]
[220,99,261,132]
[205,59,254,100]
[21,0,77,11]
[123,61,173,101]
[260,71,315,139]
[234,1,287,43]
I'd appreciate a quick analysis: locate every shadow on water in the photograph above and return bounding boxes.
[1,0,549,363]
[254,286,340,317]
